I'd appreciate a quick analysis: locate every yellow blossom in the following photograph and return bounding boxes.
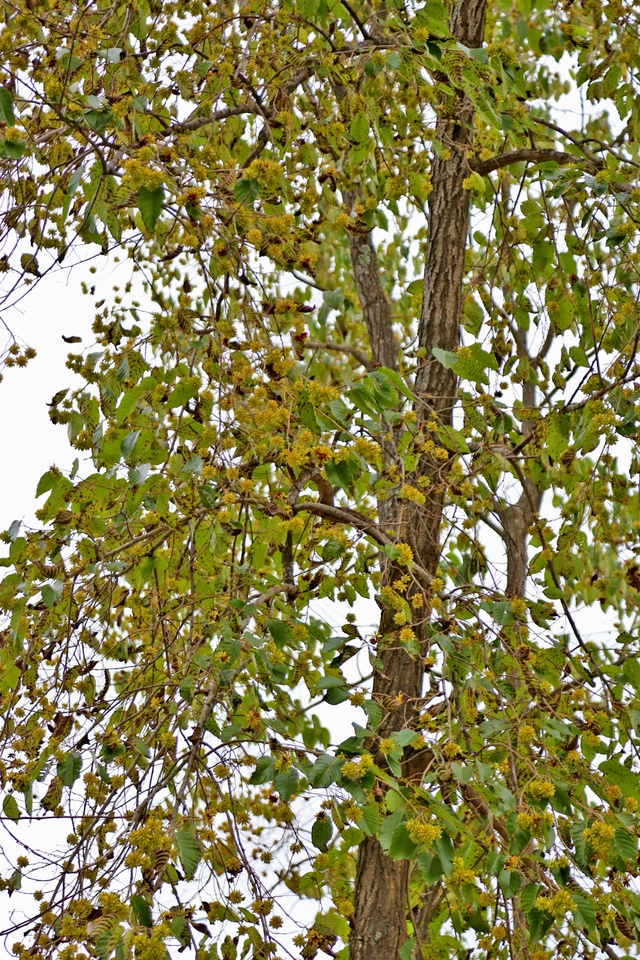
[406,819,442,848]
[395,543,413,566]
[535,888,574,921]
[341,754,374,780]
[517,724,536,744]
[450,856,475,884]
[400,484,426,505]
[527,778,555,801]
[583,821,616,855]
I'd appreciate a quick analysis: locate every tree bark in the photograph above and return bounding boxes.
[349,3,487,959]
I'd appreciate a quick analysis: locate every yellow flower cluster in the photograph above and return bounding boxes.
[535,888,574,921]
[517,724,536,744]
[3,126,23,143]
[341,754,374,780]
[133,931,170,960]
[379,585,405,611]
[405,819,442,848]
[244,158,283,190]
[583,821,616,855]
[510,598,527,618]
[396,543,414,566]
[354,436,381,464]
[527,778,555,801]
[307,381,341,404]
[122,158,165,191]
[515,810,554,837]
[400,483,426,505]
[450,857,475,884]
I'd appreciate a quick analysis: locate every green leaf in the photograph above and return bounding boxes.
[41,581,63,608]
[376,367,414,401]
[369,369,399,409]
[432,347,458,369]
[388,822,419,860]
[297,390,320,434]
[391,729,419,748]
[274,768,299,801]
[128,464,150,486]
[572,891,595,931]
[359,802,380,837]
[7,519,21,541]
[182,455,203,475]
[137,185,164,232]
[545,412,570,462]
[297,0,320,14]
[250,756,276,785]
[386,52,402,69]
[175,824,202,881]
[432,834,454,876]
[520,882,542,916]
[399,939,416,960]
[0,138,25,159]
[552,297,575,332]
[311,815,333,851]
[2,794,20,822]
[325,457,358,493]
[362,700,382,729]
[498,869,522,898]
[310,754,344,788]
[84,107,113,132]
[623,658,640,694]
[130,894,152,927]
[614,828,637,862]
[198,484,217,508]
[167,379,199,409]
[350,112,369,144]
[379,809,405,853]
[417,851,444,882]
[234,178,260,204]
[599,759,640,800]
[36,469,64,498]
[266,618,290,646]
[57,752,82,787]
[450,762,472,783]
[0,87,15,125]
[570,820,589,867]
[120,430,140,457]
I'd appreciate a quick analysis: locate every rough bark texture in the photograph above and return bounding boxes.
[346,222,398,371]
[349,3,487,959]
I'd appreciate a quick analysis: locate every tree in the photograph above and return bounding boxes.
[2,0,640,958]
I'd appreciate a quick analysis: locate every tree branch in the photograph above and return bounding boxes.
[343,188,398,371]
[471,147,599,177]
[304,338,373,370]
[175,102,262,132]
[292,500,433,586]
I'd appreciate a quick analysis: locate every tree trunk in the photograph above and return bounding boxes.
[349,3,487,958]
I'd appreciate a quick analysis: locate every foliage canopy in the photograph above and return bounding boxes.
[2,1,640,959]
